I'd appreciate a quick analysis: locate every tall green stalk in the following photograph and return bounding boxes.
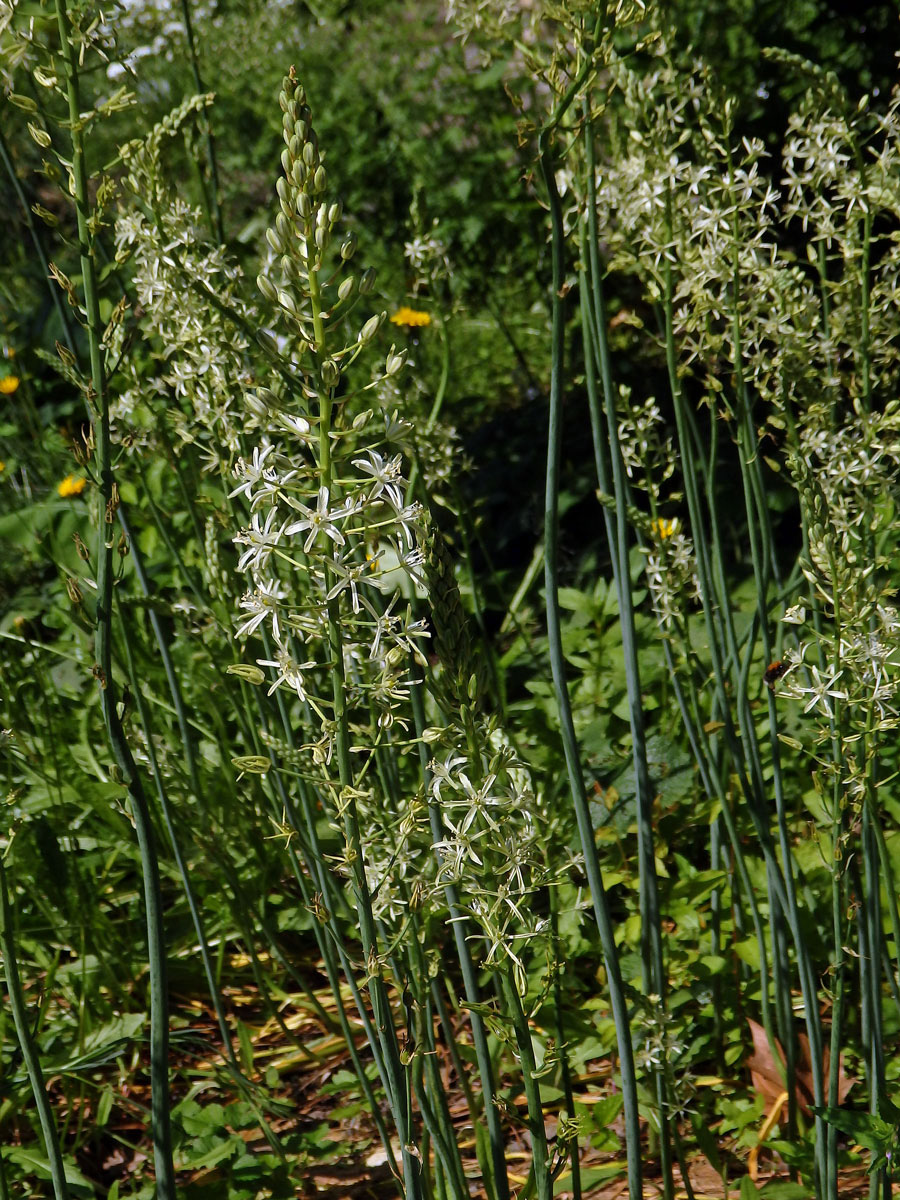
[581,102,676,1200]
[54,2,175,1192]
[537,31,641,1197]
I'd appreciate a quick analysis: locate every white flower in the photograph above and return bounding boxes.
[257,648,317,700]
[352,450,405,509]
[229,443,285,509]
[235,507,285,573]
[236,580,288,640]
[797,664,848,720]
[283,486,347,554]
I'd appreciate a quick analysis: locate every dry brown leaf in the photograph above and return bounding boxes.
[746,1018,855,1121]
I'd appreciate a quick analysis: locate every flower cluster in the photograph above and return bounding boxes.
[115,100,253,468]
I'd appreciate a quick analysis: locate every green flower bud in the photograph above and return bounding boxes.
[313,165,327,193]
[265,227,283,253]
[340,232,357,261]
[231,755,271,775]
[386,346,407,376]
[359,267,376,294]
[278,289,299,316]
[257,273,277,302]
[359,313,382,343]
[321,358,341,388]
[226,664,266,685]
[338,276,355,302]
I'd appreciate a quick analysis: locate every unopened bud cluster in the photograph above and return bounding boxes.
[255,72,375,363]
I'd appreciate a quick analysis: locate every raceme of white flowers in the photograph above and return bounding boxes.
[113,71,569,981]
[587,42,900,748]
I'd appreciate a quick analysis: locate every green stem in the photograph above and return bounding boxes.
[500,965,551,1200]
[537,62,641,1200]
[0,854,70,1200]
[582,105,673,1198]
[55,2,176,1190]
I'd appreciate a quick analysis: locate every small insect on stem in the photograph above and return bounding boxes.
[764,660,788,690]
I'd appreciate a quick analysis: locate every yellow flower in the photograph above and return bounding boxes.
[0,462,4,473]
[0,376,19,395]
[58,474,87,498]
[653,517,678,540]
[389,306,431,329]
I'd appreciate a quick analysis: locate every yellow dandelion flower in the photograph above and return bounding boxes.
[653,517,678,540]
[58,474,87,498]
[390,306,431,329]
[0,376,20,395]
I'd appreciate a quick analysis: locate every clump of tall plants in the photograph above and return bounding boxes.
[4,0,900,1198]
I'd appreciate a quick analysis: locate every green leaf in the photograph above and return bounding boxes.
[96,1086,114,1127]
[813,1106,895,1151]
[740,1175,759,1199]
[238,1018,255,1075]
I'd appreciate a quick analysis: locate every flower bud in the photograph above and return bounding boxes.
[265,227,283,254]
[338,276,355,302]
[302,141,318,167]
[359,313,382,343]
[278,289,299,316]
[280,148,291,175]
[340,232,357,261]
[328,201,342,226]
[386,346,407,376]
[359,267,376,294]
[313,165,327,193]
[231,755,271,775]
[226,664,266,685]
[257,273,277,302]
[245,392,269,419]
[297,191,312,219]
[320,358,341,388]
[291,161,307,189]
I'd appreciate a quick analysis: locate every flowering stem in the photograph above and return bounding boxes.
[54,3,176,1194]
[538,60,642,1200]
[312,283,421,1196]
[408,665,510,1200]
[581,101,677,1200]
